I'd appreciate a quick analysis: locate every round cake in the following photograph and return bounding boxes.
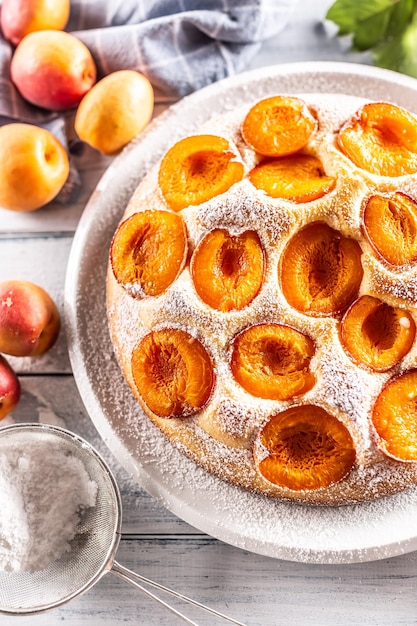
[106,92,417,506]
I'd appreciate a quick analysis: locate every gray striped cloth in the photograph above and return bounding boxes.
[0,0,295,201]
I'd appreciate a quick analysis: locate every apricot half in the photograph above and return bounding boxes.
[110,210,187,298]
[363,192,417,266]
[340,296,415,372]
[241,95,317,157]
[231,324,315,401]
[158,135,244,211]
[280,222,363,316]
[254,405,356,490]
[249,155,336,203]
[131,328,214,418]
[372,370,417,461]
[338,102,417,176]
[191,229,264,312]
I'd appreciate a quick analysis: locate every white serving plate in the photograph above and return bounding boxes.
[65,62,417,564]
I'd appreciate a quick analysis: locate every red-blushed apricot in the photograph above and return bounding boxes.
[131,328,214,418]
[338,102,417,176]
[110,210,187,298]
[158,135,244,211]
[249,155,336,203]
[340,296,415,372]
[231,324,315,400]
[363,192,417,266]
[372,370,417,461]
[280,222,363,316]
[241,96,317,157]
[254,405,356,490]
[191,229,264,312]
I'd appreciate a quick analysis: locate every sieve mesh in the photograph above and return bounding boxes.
[0,423,122,615]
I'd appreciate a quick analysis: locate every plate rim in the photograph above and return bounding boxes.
[65,61,417,564]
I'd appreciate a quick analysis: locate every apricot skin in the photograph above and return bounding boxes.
[11,30,96,111]
[0,280,60,357]
[241,96,317,157]
[231,324,315,401]
[158,135,244,211]
[75,70,154,155]
[1,0,70,45]
[254,405,356,491]
[191,229,264,311]
[131,329,214,418]
[338,102,417,176]
[372,370,417,461]
[362,192,417,267]
[0,123,69,212]
[280,222,363,316]
[249,155,336,203]
[0,355,21,420]
[340,296,416,372]
[110,210,187,298]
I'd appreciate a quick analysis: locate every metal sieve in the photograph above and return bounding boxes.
[0,423,246,626]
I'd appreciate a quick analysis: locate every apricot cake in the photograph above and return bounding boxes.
[107,92,417,505]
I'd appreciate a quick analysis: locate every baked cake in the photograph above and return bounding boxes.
[106,93,417,506]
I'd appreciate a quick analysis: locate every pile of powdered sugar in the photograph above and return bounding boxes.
[0,439,97,573]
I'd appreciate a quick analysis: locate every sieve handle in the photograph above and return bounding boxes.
[111,560,247,626]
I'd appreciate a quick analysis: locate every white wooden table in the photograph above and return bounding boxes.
[4,2,417,625]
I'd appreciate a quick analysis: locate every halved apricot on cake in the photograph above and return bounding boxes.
[280,222,363,316]
[231,323,315,401]
[241,95,317,157]
[249,155,336,203]
[254,405,356,490]
[372,370,417,461]
[191,229,264,311]
[340,295,415,372]
[338,102,417,176]
[110,210,187,298]
[158,135,244,211]
[363,192,417,266]
[131,328,214,418]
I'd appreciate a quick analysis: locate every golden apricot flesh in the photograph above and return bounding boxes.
[158,135,244,211]
[340,296,415,372]
[231,324,315,400]
[191,229,264,311]
[372,370,417,461]
[0,123,69,212]
[254,405,356,490]
[363,192,417,266]
[249,155,336,203]
[241,95,317,157]
[280,222,363,316]
[338,102,417,176]
[75,70,154,155]
[131,329,214,418]
[110,210,187,298]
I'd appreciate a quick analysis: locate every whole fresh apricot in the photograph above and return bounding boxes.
[0,123,69,212]
[0,280,61,356]
[75,70,154,155]
[11,30,96,111]
[0,355,21,420]
[0,123,68,211]
[1,0,70,46]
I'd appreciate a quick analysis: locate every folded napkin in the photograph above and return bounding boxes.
[0,0,295,200]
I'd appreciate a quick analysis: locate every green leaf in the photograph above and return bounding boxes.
[326,0,399,36]
[352,8,392,50]
[385,0,414,37]
[373,16,417,77]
